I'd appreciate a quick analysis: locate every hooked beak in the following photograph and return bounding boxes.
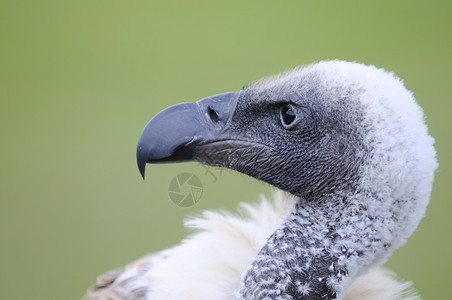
[136,92,239,179]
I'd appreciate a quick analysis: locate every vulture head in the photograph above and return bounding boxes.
[137,61,437,299]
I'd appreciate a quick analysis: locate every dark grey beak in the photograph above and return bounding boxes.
[136,92,239,179]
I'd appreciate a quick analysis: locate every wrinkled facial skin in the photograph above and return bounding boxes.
[196,76,368,201]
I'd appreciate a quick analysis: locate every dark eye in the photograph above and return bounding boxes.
[280,104,297,128]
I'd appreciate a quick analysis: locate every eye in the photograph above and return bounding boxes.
[280,104,297,128]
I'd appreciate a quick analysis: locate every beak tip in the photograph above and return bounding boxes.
[140,168,146,180]
[138,160,146,180]
[137,146,147,180]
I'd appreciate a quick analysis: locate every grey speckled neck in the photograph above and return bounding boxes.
[237,192,395,300]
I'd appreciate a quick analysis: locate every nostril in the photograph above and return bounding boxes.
[208,106,219,123]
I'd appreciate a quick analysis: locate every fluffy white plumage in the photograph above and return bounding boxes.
[86,191,420,300]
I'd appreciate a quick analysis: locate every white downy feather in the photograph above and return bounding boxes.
[86,191,419,300]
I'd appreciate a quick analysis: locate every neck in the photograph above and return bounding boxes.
[238,191,391,300]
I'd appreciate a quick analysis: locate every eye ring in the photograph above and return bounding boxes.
[280,104,297,129]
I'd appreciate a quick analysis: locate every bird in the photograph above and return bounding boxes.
[85,60,437,300]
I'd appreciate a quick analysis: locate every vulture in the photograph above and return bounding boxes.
[86,61,437,300]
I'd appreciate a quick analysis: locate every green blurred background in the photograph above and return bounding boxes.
[1,1,450,299]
